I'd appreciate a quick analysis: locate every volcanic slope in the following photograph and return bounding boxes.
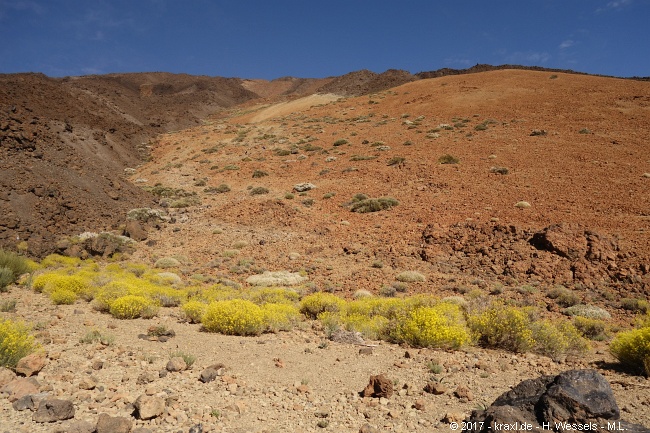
[131,69,650,312]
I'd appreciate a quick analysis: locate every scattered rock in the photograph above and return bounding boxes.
[166,356,187,372]
[454,385,473,401]
[78,376,97,390]
[413,399,426,411]
[199,363,226,383]
[359,347,373,355]
[1,377,40,402]
[15,352,47,377]
[60,419,95,433]
[293,182,316,192]
[12,392,49,411]
[124,219,148,241]
[359,423,380,433]
[95,413,133,433]
[134,394,165,420]
[32,398,75,423]
[330,329,365,345]
[424,381,448,395]
[361,374,393,399]
[0,367,15,387]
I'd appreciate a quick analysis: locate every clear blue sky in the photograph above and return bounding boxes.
[1,0,648,79]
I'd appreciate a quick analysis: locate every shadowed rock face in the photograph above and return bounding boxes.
[463,370,649,433]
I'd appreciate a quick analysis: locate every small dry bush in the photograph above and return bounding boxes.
[396,271,426,283]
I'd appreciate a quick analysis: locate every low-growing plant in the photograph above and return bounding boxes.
[204,184,231,194]
[182,300,207,323]
[620,298,650,314]
[610,325,650,376]
[396,271,426,283]
[394,303,470,349]
[469,305,534,353]
[202,299,265,336]
[154,257,181,269]
[547,286,579,307]
[333,139,348,146]
[80,329,115,345]
[0,249,33,291]
[349,197,399,213]
[109,295,158,319]
[489,166,509,175]
[387,156,406,166]
[0,299,17,312]
[530,320,589,359]
[250,186,270,195]
[169,350,196,367]
[300,292,345,319]
[438,154,459,164]
[252,170,268,178]
[427,362,444,374]
[563,304,611,320]
[0,319,37,368]
[262,303,301,332]
[573,317,608,340]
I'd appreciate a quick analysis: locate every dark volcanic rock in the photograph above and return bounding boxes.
[463,370,649,433]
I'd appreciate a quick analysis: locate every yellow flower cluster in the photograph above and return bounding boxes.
[299,292,345,319]
[0,319,38,369]
[181,300,207,323]
[109,295,158,319]
[394,303,470,349]
[202,299,266,335]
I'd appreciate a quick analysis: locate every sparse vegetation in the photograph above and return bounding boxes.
[438,154,459,164]
[347,195,399,213]
[0,249,32,292]
[250,186,270,195]
[0,318,37,369]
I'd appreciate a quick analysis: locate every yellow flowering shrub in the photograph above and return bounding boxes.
[394,303,470,349]
[109,295,158,319]
[610,326,650,376]
[49,288,77,305]
[531,320,589,359]
[92,281,133,312]
[39,254,84,269]
[250,287,300,305]
[339,313,390,340]
[202,299,265,335]
[469,305,535,353]
[0,319,38,369]
[300,292,345,319]
[182,300,208,323]
[262,303,301,332]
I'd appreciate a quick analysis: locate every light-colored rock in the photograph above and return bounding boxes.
[134,394,165,420]
[32,398,75,423]
[16,352,47,377]
[1,377,40,402]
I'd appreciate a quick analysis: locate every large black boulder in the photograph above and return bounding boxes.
[463,369,649,433]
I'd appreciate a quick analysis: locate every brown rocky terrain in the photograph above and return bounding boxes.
[1,66,650,432]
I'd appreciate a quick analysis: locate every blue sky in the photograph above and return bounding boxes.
[1,0,648,79]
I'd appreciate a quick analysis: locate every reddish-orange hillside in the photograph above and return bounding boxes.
[132,69,650,314]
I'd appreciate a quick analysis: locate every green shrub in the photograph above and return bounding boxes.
[300,292,345,319]
[394,303,470,349]
[530,320,589,359]
[620,298,650,314]
[204,184,231,194]
[250,186,270,195]
[0,249,31,281]
[547,286,579,307]
[438,154,459,164]
[0,267,13,292]
[469,305,534,353]
[0,299,17,313]
[349,197,399,213]
[169,351,196,367]
[109,295,158,319]
[202,299,265,335]
[0,319,38,369]
[573,317,608,340]
[80,329,114,345]
[252,170,268,178]
[610,326,650,375]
